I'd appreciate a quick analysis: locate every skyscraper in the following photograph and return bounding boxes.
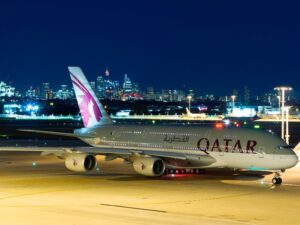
[123,74,132,94]
[55,84,74,100]
[25,86,38,99]
[146,87,155,100]
[96,76,105,98]
[243,86,250,105]
[42,82,54,100]
[105,68,110,77]
[0,81,15,97]
[90,81,96,94]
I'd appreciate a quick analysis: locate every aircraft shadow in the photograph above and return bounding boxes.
[105,170,274,182]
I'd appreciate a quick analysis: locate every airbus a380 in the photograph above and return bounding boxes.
[2,67,298,185]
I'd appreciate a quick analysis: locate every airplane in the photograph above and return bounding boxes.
[1,67,298,185]
[184,107,207,119]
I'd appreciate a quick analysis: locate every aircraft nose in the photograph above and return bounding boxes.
[288,153,298,168]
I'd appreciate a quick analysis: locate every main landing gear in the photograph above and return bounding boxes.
[272,170,284,185]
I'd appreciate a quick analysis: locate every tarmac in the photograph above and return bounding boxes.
[0,151,299,225]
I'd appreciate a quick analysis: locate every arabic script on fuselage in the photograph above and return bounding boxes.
[163,134,190,143]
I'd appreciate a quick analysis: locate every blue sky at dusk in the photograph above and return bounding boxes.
[0,0,299,96]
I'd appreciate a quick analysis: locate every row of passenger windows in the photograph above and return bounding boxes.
[103,140,198,150]
[122,131,142,134]
[149,131,199,136]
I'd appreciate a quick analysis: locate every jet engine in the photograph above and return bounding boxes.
[133,157,165,177]
[65,153,97,172]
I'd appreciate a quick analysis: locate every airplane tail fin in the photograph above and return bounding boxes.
[68,66,112,128]
[186,107,191,115]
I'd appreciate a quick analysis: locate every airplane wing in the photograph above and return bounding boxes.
[11,129,211,161]
[76,147,189,160]
[0,146,210,161]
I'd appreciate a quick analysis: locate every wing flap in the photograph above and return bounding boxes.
[0,146,190,160]
[0,146,214,163]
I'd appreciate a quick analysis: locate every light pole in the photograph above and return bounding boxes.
[274,86,292,141]
[231,95,236,114]
[277,95,281,111]
[284,106,290,145]
[187,95,192,111]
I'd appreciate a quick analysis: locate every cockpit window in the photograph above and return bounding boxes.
[277,145,292,150]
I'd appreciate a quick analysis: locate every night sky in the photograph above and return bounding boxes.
[0,0,299,96]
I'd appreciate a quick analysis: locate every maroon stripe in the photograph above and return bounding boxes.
[70,73,89,93]
[72,78,86,94]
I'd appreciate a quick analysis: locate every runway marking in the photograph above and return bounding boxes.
[281,183,300,187]
[100,203,166,213]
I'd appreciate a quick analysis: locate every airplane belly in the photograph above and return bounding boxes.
[272,154,298,169]
[165,154,225,169]
[220,153,294,170]
[216,153,270,170]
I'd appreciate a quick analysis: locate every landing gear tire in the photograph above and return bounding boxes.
[272,177,282,185]
[272,170,284,185]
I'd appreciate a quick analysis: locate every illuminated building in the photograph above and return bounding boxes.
[40,82,53,100]
[132,82,140,94]
[42,83,49,99]
[205,94,215,101]
[0,81,16,97]
[90,81,96,94]
[243,86,250,105]
[104,68,110,77]
[123,74,132,94]
[25,86,38,99]
[55,85,74,100]
[96,75,106,98]
[96,68,121,100]
[145,87,155,100]
[3,103,21,114]
[121,74,142,100]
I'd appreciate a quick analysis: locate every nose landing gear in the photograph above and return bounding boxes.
[272,170,284,185]
[272,177,282,185]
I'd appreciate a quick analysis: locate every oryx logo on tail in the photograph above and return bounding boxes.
[68,67,112,128]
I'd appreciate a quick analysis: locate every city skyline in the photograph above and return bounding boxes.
[0,71,297,105]
[0,1,299,95]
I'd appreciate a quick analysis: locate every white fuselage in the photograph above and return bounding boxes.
[76,124,298,171]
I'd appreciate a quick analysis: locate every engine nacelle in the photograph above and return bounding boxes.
[133,157,165,177]
[65,153,97,172]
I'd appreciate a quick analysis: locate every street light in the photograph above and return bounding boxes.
[187,95,192,111]
[274,86,292,140]
[277,95,281,111]
[231,95,236,114]
[284,106,290,144]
